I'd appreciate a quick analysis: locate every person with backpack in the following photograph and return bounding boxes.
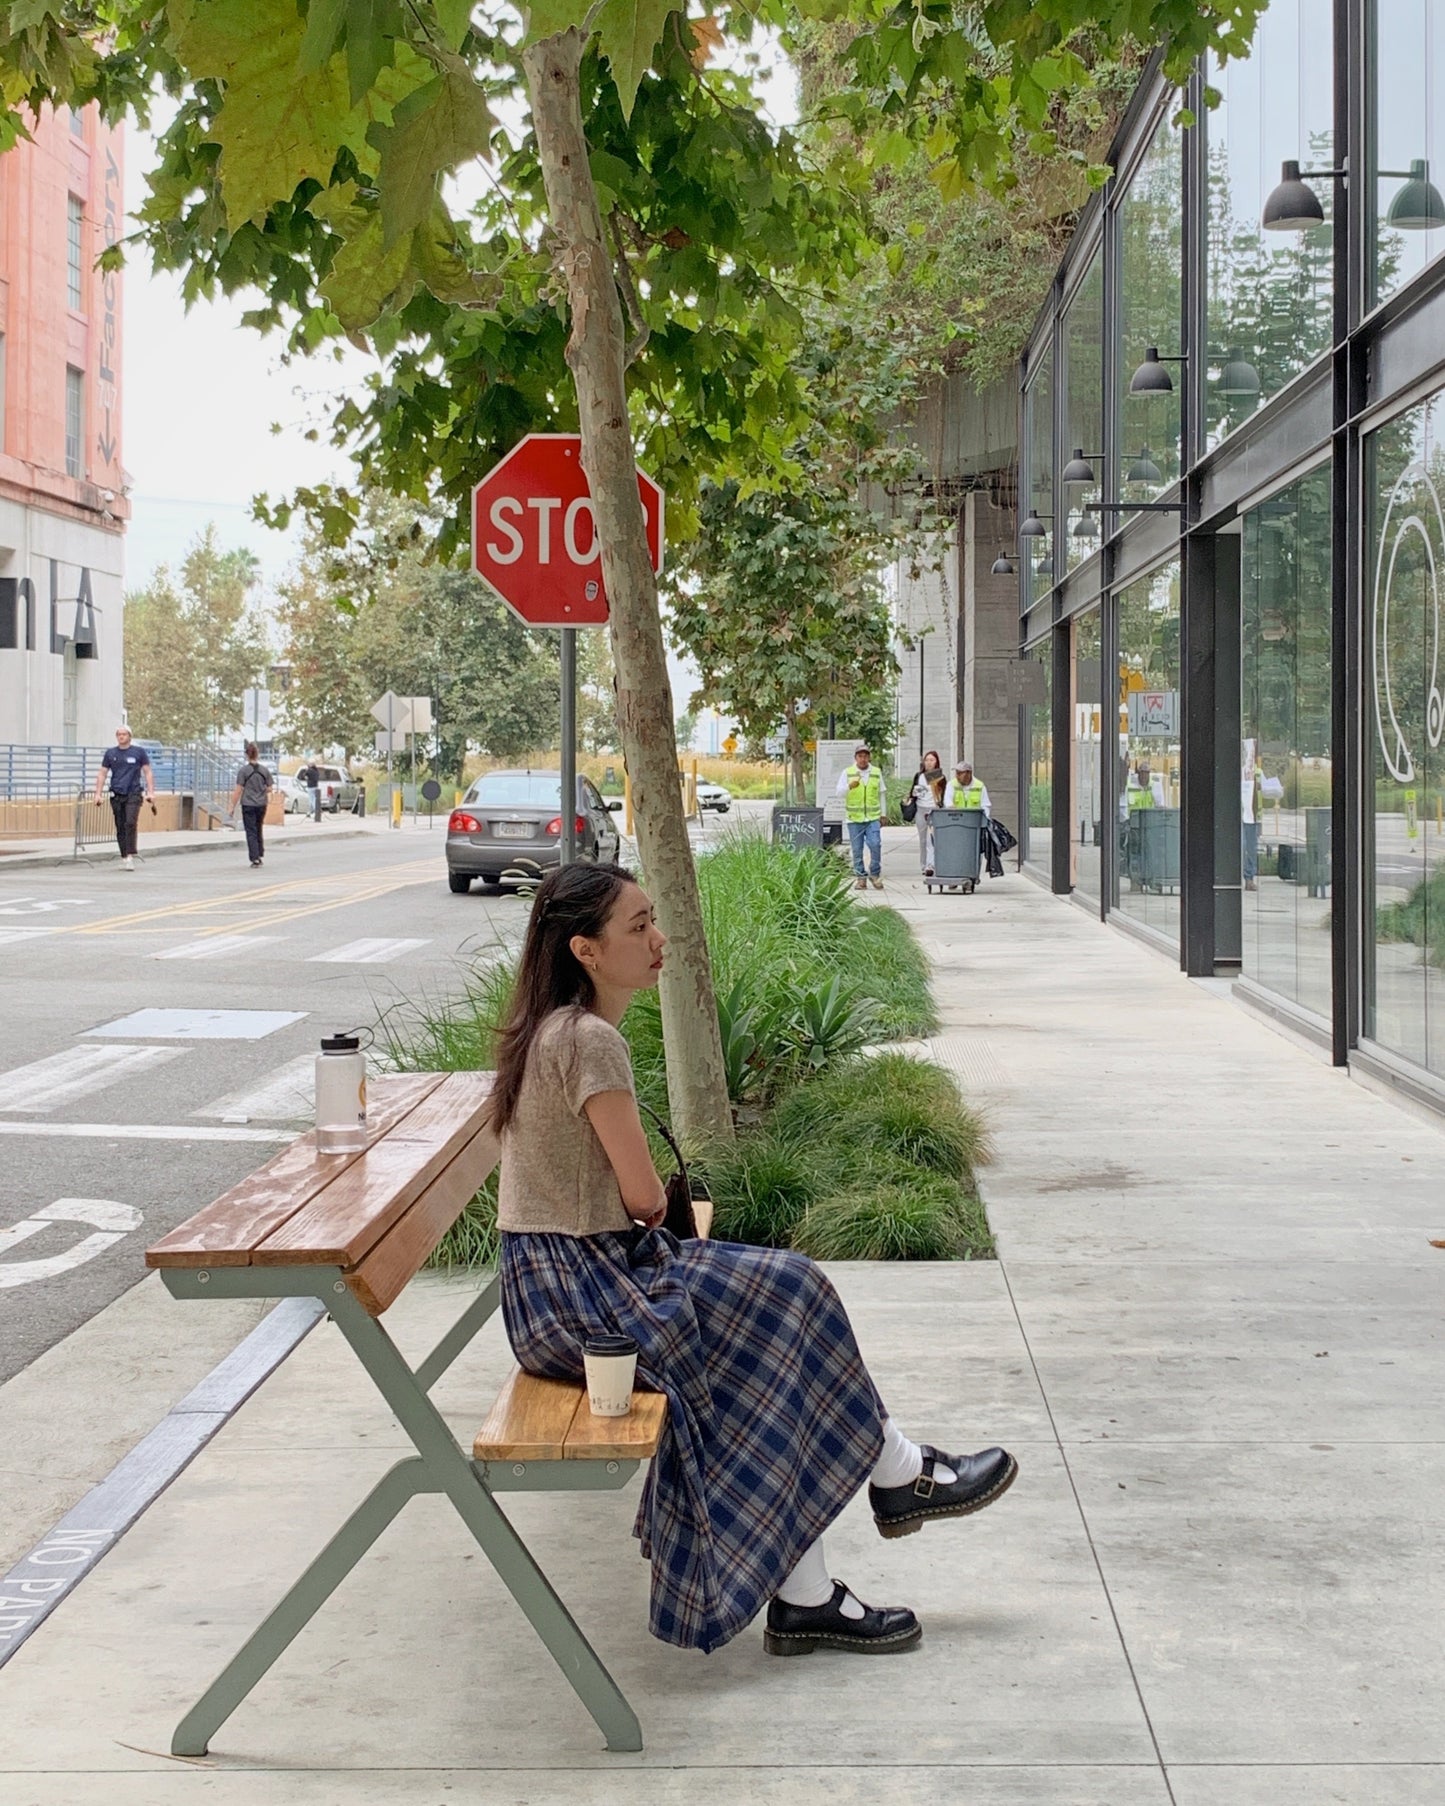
[228,743,274,868]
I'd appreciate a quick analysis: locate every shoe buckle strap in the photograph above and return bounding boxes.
[913,1467,936,1500]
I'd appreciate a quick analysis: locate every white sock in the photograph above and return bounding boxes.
[775,1538,865,1619]
[871,1419,956,1488]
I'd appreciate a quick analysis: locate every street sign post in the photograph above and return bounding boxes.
[471,434,663,865]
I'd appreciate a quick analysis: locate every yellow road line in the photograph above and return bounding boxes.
[63,858,439,937]
[186,873,438,937]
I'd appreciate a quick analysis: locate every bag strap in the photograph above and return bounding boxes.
[637,1099,687,1185]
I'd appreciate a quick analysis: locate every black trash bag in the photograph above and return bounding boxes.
[980,817,1017,878]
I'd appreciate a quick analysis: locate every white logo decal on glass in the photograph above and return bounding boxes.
[1373,459,1445,784]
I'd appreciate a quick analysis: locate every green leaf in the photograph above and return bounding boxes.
[369,67,493,246]
[523,0,593,45]
[319,200,415,328]
[594,0,673,120]
[435,0,476,49]
[297,0,349,74]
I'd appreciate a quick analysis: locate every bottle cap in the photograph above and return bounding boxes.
[320,1032,361,1053]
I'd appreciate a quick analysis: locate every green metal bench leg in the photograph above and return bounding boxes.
[328,1289,644,1754]
[171,1456,429,1757]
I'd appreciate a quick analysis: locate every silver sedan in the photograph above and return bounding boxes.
[446,769,623,893]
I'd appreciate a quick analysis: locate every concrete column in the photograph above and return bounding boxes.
[891,533,957,779]
[960,492,1023,835]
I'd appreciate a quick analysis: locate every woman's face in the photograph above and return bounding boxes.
[576,881,667,994]
[923,752,941,773]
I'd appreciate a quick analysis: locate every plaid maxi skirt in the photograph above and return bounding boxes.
[499,1227,886,1653]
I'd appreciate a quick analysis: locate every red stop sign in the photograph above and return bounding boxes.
[471,433,664,627]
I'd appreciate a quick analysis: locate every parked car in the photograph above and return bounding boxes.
[291,762,361,813]
[276,774,313,815]
[446,770,622,893]
[696,781,732,813]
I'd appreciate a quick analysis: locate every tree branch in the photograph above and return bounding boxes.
[609,207,651,369]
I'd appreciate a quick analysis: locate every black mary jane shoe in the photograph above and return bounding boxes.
[870,1444,1018,1540]
[764,1582,921,1657]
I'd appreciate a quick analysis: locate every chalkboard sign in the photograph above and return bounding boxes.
[772,805,826,850]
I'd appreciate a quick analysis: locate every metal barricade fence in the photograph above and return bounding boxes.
[74,791,116,857]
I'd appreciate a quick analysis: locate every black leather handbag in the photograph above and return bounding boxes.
[639,1102,709,1240]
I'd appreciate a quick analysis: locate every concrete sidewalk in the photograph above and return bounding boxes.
[0,817,391,868]
[1,860,1442,1803]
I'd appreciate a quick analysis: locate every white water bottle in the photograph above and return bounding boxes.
[315,1031,367,1153]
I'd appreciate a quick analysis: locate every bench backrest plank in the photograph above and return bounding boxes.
[254,1073,494,1269]
[145,1074,446,1269]
[345,1124,500,1314]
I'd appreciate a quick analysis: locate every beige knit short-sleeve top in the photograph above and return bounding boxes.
[496,1005,637,1237]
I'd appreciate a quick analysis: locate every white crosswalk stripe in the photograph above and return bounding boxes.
[196,1054,315,1124]
[0,928,56,946]
[152,935,282,961]
[307,937,430,964]
[0,1044,185,1114]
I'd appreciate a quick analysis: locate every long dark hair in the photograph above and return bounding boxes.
[487,862,637,1135]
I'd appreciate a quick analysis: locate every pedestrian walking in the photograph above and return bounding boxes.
[297,760,321,821]
[93,726,156,869]
[948,758,991,816]
[905,749,946,876]
[836,741,886,890]
[487,863,1018,1657]
[228,743,274,868]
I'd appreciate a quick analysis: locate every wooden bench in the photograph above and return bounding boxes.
[145,1071,665,1757]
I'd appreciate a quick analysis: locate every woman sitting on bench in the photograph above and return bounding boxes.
[488,863,1017,1658]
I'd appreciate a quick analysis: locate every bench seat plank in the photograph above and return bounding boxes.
[345,1126,501,1314]
[563,1389,667,1462]
[145,1074,445,1269]
[473,1370,667,1463]
[474,1371,582,1462]
[254,1074,495,1269]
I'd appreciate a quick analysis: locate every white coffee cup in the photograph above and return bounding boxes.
[583,1334,639,1418]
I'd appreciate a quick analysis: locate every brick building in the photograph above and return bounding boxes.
[0,102,127,745]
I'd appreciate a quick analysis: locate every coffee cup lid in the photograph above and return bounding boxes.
[583,1333,639,1356]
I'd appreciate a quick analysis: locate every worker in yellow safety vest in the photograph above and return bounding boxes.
[1127,762,1157,811]
[948,760,992,817]
[836,741,886,889]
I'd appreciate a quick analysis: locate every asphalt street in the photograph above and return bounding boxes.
[0,824,539,1383]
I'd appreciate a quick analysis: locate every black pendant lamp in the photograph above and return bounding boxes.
[1216,348,1261,396]
[1019,509,1052,539]
[1125,446,1163,484]
[990,551,1016,576]
[1062,448,1098,485]
[1262,159,1328,231]
[1072,511,1100,541]
[1035,551,1054,577]
[1386,159,1445,230]
[1129,346,1177,394]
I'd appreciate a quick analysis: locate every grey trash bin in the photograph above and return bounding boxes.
[1126,807,1180,893]
[928,807,984,893]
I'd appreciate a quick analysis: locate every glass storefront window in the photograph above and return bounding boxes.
[1071,609,1104,903]
[1025,639,1053,875]
[1062,253,1104,571]
[1205,1,1333,449]
[1366,391,1445,1076]
[1241,467,1333,1017]
[1114,562,1182,943]
[1119,114,1183,498]
[1372,0,1445,307]
[1024,346,1055,604]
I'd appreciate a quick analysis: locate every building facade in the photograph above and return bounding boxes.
[1017,0,1445,1114]
[0,103,127,746]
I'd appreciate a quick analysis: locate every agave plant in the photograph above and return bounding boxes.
[786,975,880,1071]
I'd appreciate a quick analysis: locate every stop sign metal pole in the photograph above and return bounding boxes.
[560,627,577,866]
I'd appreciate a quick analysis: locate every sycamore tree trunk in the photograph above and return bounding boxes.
[523,27,733,1143]
[783,699,806,803]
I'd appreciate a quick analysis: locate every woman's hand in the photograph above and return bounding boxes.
[635,1201,667,1231]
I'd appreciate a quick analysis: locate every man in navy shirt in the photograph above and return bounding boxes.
[93,726,156,869]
